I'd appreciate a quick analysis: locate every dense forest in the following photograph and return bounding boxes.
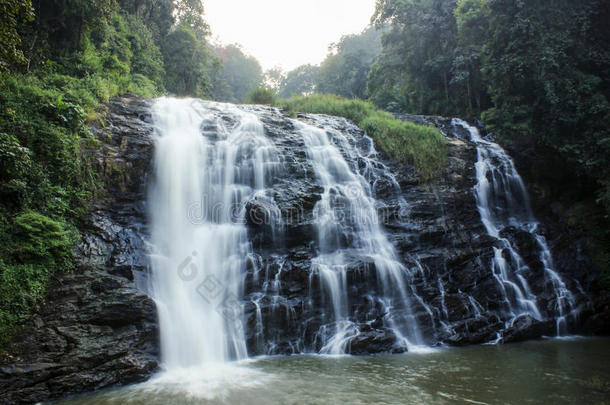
[0,0,608,346]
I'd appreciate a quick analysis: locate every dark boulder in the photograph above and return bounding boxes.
[347,329,406,355]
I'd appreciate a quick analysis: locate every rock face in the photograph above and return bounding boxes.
[237,110,592,354]
[0,269,158,404]
[0,96,159,404]
[0,95,606,402]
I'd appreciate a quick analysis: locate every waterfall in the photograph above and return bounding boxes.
[149,98,279,368]
[297,119,427,352]
[453,119,577,335]
[145,97,579,366]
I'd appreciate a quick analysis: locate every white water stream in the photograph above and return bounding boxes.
[149,98,278,368]
[453,119,577,334]
[297,120,426,352]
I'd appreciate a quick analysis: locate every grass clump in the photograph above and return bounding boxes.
[278,94,446,181]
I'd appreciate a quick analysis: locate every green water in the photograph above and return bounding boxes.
[58,338,610,405]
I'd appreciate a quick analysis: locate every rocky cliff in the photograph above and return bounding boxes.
[0,97,159,404]
[0,95,606,403]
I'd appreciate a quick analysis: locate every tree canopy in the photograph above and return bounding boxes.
[317,26,382,99]
[212,44,263,103]
[278,64,319,98]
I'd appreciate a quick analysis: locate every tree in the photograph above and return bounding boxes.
[480,0,609,203]
[117,0,174,39]
[174,0,209,38]
[369,0,610,212]
[163,23,214,97]
[264,66,285,92]
[29,0,116,53]
[211,44,263,102]
[317,26,382,99]
[452,0,490,115]
[369,0,463,115]
[278,64,319,98]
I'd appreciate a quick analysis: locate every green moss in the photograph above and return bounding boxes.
[278,94,447,181]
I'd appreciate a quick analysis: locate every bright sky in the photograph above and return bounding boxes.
[205,0,377,71]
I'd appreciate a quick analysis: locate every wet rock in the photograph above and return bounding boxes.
[0,268,159,405]
[501,315,555,343]
[347,329,404,355]
[582,290,610,335]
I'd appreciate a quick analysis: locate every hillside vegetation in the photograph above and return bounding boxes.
[0,0,223,345]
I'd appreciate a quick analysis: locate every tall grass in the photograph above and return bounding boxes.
[278,94,446,181]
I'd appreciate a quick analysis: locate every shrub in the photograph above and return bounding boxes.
[0,210,76,344]
[13,211,76,268]
[246,86,277,105]
[0,262,50,344]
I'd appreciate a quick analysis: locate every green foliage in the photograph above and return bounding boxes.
[0,73,93,215]
[0,262,49,344]
[246,86,277,105]
[30,0,116,54]
[212,44,263,103]
[371,0,609,203]
[371,0,610,288]
[174,0,209,38]
[13,212,76,268]
[279,94,446,181]
[0,132,36,208]
[361,113,447,182]
[0,211,75,345]
[280,94,376,124]
[163,23,214,97]
[116,0,174,40]
[370,0,466,116]
[120,13,165,86]
[0,0,224,344]
[317,26,382,99]
[0,2,208,338]
[0,70,94,344]
[0,0,34,69]
[264,67,285,93]
[278,64,319,98]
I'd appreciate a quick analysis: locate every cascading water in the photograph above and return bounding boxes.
[296,119,429,352]
[452,119,577,335]
[146,97,580,367]
[149,98,279,368]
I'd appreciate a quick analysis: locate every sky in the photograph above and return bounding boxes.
[204,0,377,71]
